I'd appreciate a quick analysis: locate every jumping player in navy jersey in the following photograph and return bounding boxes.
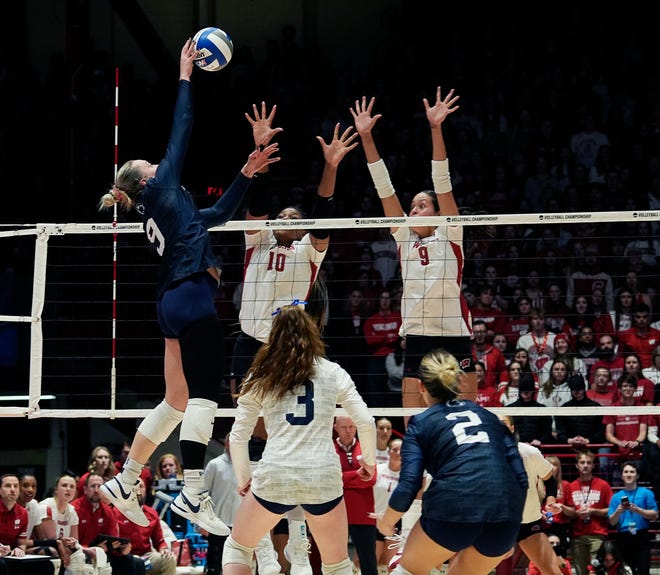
[377,348,528,575]
[97,38,280,536]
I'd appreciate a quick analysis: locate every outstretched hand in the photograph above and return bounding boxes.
[423,87,460,128]
[245,102,284,147]
[242,142,281,178]
[316,123,359,168]
[180,37,197,81]
[349,96,382,136]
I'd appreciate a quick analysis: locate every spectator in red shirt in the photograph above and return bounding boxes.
[334,416,377,575]
[618,304,660,369]
[115,478,176,575]
[0,474,28,557]
[72,473,145,575]
[589,334,624,389]
[504,296,532,350]
[561,451,613,575]
[604,374,648,466]
[611,353,654,405]
[587,367,616,407]
[471,320,506,389]
[470,286,507,338]
[474,361,497,407]
[363,289,402,407]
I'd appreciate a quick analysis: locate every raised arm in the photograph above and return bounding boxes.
[308,123,359,251]
[350,96,405,221]
[423,86,460,216]
[199,143,281,229]
[243,102,284,228]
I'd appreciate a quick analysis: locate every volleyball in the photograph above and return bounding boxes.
[193,27,234,72]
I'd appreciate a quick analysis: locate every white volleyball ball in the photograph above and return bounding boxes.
[193,27,234,72]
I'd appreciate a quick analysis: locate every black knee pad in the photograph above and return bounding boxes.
[180,315,225,401]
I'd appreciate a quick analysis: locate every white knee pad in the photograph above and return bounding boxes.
[222,535,256,568]
[137,400,184,445]
[321,558,353,575]
[180,397,217,444]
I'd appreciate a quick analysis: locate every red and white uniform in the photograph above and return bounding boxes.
[240,230,326,342]
[392,224,471,337]
[41,497,79,539]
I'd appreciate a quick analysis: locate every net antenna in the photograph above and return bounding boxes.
[110,66,120,415]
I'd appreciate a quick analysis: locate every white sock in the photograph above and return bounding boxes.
[120,458,143,485]
[183,469,205,495]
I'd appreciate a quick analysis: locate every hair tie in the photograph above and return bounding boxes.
[271,299,308,316]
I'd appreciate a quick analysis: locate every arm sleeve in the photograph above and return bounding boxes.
[543,475,558,499]
[199,173,252,228]
[245,171,272,217]
[229,392,261,487]
[153,81,194,190]
[309,195,335,240]
[505,433,529,493]
[387,421,426,513]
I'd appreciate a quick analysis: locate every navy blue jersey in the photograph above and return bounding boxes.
[389,399,527,523]
[136,80,252,298]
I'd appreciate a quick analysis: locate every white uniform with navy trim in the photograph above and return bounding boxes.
[517,441,554,523]
[392,224,471,337]
[230,357,376,505]
[240,230,326,343]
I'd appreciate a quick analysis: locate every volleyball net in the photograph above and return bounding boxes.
[0,209,659,420]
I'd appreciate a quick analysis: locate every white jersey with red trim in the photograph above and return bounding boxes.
[41,497,79,539]
[392,224,471,337]
[239,230,326,342]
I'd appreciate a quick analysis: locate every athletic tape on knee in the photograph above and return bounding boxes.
[401,498,422,532]
[321,558,353,575]
[222,535,255,568]
[180,397,217,445]
[137,400,184,445]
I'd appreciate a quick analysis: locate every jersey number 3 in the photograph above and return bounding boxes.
[446,411,489,445]
[286,380,314,425]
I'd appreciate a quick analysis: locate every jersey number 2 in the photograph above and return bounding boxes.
[446,411,489,444]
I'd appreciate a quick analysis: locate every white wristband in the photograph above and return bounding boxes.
[367,159,396,199]
[431,159,452,194]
